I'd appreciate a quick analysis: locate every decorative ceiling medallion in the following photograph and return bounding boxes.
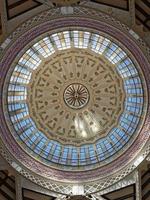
[64,83,89,109]
[28,49,124,145]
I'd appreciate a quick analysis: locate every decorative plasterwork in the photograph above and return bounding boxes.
[0,6,150,195]
[0,139,149,195]
[0,6,149,62]
[4,27,147,170]
[28,49,124,145]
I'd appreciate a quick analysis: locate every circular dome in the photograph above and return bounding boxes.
[5,29,146,170]
[27,45,124,147]
[0,7,150,194]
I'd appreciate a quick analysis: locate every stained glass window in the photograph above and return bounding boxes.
[7,30,145,169]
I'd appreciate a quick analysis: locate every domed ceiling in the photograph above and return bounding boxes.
[0,4,150,196]
[5,29,146,170]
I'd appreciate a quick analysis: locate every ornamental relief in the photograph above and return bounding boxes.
[28,49,125,145]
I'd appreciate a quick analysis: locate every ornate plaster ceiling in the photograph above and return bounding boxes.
[3,26,147,172]
[28,48,124,145]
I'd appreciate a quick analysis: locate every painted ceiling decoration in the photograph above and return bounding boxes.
[0,0,149,198]
[6,29,146,171]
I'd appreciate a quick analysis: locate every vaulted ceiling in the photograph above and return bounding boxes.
[3,0,150,30]
[0,0,150,41]
[0,1,149,199]
[5,0,42,20]
[0,170,16,200]
[102,184,136,200]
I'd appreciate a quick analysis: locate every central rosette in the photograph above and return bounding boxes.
[27,49,125,145]
[64,83,89,109]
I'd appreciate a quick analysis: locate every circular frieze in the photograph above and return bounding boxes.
[63,83,89,109]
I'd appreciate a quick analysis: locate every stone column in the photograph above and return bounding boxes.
[135,170,142,200]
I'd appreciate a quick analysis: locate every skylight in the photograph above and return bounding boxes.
[7,30,145,169]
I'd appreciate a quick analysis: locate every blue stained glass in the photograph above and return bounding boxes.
[6,30,145,169]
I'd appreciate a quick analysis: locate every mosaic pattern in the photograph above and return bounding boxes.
[6,30,145,169]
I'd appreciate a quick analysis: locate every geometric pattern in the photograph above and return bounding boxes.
[0,5,149,194]
[6,28,146,169]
